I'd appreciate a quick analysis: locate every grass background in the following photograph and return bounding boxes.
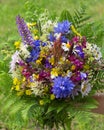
[0,0,104,42]
[0,0,104,129]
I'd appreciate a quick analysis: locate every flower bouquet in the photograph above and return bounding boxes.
[9,9,104,129]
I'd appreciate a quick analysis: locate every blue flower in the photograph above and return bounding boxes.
[26,40,40,62]
[52,76,75,98]
[32,40,40,47]
[54,20,71,34]
[26,48,40,62]
[61,35,68,43]
[75,46,84,58]
[48,33,56,42]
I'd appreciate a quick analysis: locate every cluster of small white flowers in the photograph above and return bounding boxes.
[11,69,22,78]
[38,9,49,24]
[38,10,57,42]
[19,43,30,59]
[85,42,102,61]
[9,51,20,73]
[42,20,56,33]
[30,81,45,96]
[91,44,102,60]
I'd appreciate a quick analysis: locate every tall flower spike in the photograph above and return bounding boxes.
[16,15,34,45]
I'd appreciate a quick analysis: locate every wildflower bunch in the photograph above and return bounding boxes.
[10,15,103,100]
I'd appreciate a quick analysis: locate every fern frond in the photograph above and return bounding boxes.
[59,9,74,23]
[73,5,90,29]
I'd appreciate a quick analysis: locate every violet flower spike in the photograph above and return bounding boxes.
[16,15,34,45]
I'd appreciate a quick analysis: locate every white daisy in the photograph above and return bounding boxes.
[61,43,70,51]
[81,80,92,97]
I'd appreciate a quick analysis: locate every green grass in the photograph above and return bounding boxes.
[0,0,104,43]
[0,0,27,42]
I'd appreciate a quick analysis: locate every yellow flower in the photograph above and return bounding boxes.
[27,22,36,28]
[33,74,39,79]
[40,49,47,58]
[71,25,82,38]
[34,35,39,40]
[66,59,70,64]
[59,57,65,64]
[50,94,55,100]
[13,77,20,85]
[14,41,21,49]
[39,100,44,105]
[36,58,42,64]
[25,90,32,95]
[11,86,15,90]
[51,68,59,78]
[33,29,38,35]
[22,77,26,82]
[66,43,71,48]
[15,85,20,91]
[49,56,54,65]
[70,65,76,71]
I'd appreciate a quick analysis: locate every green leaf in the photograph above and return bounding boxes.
[59,9,74,23]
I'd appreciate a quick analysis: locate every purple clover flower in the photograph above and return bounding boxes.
[71,72,81,83]
[72,36,80,43]
[54,20,71,34]
[71,72,87,84]
[52,76,75,98]
[69,55,84,70]
[16,15,34,45]
[38,71,50,81]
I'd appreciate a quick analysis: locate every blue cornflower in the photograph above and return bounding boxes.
[75,46,84,58]
[26,48,40,62]
[48,33,56,42]
[61,35,68,43]
[54,20,71,34]
[52,76,75,98]
[26,40,40,62]
[32,40,40,47]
